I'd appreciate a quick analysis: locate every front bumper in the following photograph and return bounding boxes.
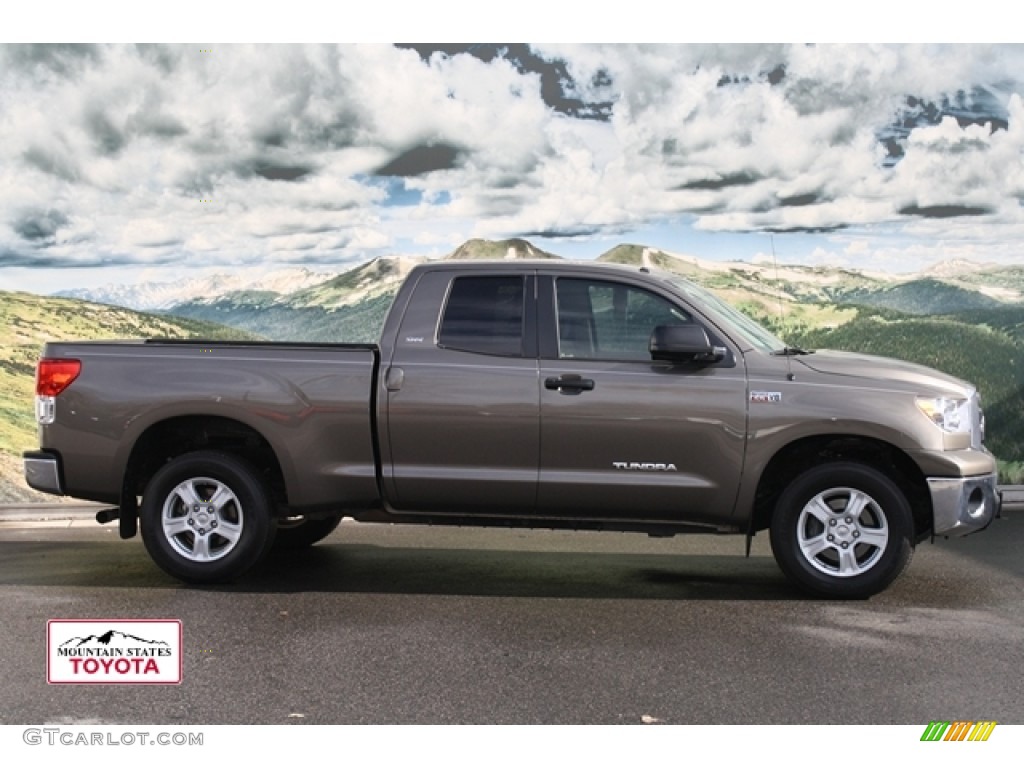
[23,450,64,496]
[928,472,1000,537]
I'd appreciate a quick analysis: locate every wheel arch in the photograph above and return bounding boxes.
[124,415,289,511]
[749,434,932,542]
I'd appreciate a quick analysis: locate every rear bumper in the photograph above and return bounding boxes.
[928,472,1000,537]
[23,451,64,496]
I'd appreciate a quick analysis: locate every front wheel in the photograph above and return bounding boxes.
[769,462,914,598]
[140,451,277,583]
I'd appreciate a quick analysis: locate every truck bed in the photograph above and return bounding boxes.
[37,339,382,510]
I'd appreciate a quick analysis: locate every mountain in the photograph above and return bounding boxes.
[953,266,1024,302]
[926,258,1004,278]
[168,257,421,343]
[159,241,1024,345]
[57,268,333,311]
[592,245,818,337]
[0,291,256,502]
[597,244,1022,314]
[600,243,886,288]
[841,279,1005,315]
[169,293,394,345]
[446,238,561,261]
[288,257,421,308]
[166,241,559,342]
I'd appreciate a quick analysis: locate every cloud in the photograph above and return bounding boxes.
[12,209,69,242]
[523,44,1024,237]
[679,173,762,191]
[397,44,614,120]
[240,158,317,182]
[898,204,993,218]
[523,226,603,239]
[0,247,178,270]
[374,143,463,177]
[22,144,81,182]
[3,43,101,77]
[2,43,1024,291]
[84,107,126,155]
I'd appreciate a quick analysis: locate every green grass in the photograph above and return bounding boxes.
[997,460,1024,485]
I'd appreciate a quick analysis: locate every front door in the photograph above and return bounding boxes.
[537,275,747,526]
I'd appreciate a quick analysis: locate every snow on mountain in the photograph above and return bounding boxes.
[288,256,423,309]
[926,258,1002,277]
[57,268,334,311]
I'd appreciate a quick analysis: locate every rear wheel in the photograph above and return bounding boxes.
[770,462,913,598]
[273,514,343,550]
[140,451,277,583]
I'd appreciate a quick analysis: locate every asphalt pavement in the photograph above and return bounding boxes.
[0,500,1021,725]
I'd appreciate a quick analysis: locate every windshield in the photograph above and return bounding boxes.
[663,275,789,354]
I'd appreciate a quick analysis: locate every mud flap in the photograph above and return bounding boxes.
[119,492,138,539]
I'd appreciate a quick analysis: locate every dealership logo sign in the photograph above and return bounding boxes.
[47,620,182,685]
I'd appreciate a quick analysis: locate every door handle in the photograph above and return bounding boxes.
[545,375,595,394]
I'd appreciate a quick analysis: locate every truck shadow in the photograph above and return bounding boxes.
[249,513,1023,603]
[0,538,806,600]
[2,514,1016,605]
[250,544,804,600]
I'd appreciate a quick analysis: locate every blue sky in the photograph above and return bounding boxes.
[1,39,1022,293]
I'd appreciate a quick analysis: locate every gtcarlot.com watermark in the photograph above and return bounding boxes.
[23,728,203,747]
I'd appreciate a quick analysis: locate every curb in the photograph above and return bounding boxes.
[0,504,104,522]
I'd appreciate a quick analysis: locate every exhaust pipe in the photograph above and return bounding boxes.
[95,507,120,524]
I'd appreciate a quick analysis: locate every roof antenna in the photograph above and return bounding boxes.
[770,234,795,381]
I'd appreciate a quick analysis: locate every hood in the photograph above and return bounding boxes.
[793,349,972,396]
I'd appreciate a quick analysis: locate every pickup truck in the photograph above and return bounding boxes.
[24,260,1001,597]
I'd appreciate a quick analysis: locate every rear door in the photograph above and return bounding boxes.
[382,269,540,513]
[536,273,747,526]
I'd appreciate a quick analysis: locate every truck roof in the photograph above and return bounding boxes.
[411,258,654,276]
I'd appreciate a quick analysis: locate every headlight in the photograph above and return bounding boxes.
[916,396,971,434]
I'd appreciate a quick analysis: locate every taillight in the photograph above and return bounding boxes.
[36,359,81,397]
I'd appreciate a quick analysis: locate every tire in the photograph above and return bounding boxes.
[272,514,343,550]
[140,451,277,583]
[769,462,914,599]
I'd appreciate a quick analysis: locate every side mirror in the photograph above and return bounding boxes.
[649,324,726,363]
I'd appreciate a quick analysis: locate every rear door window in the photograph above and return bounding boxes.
[438,276,526,357]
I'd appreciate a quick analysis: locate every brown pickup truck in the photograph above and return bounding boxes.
[24,260,1000,597]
